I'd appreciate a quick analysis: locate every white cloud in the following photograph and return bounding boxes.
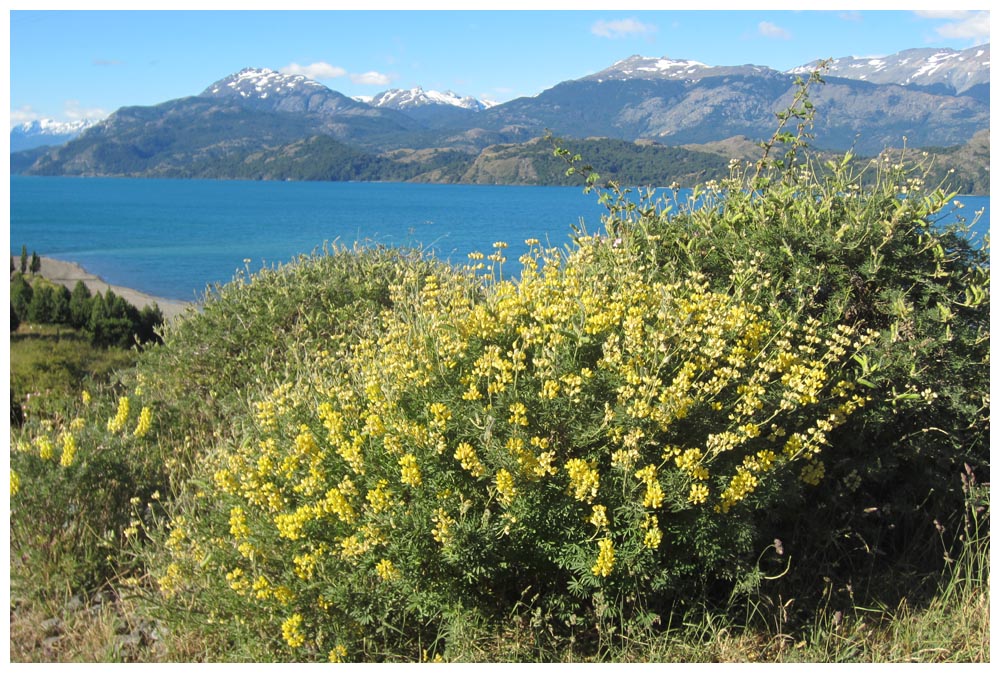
[64,100,109,122]
[10,105,40,128]
[758,21,791,40]
[350,71,392,86]
[915,11,975,20]
[280,61,347,80]
[591,18,657,40]
[916,10,990,42]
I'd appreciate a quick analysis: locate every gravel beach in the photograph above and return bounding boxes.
[12,256,195,322]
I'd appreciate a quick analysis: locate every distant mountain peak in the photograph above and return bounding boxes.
[10,117,102,152]
[198,67,377,117]
[584,55,775,83]
[202,67,327,100]
[13,118,100,134]
[368,86,494,111]
[788,44,989,94]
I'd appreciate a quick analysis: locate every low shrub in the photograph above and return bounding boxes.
[151,221,887,660]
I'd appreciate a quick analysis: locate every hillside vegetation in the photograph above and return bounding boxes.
[9,77,989,662]
[13,130,990,195]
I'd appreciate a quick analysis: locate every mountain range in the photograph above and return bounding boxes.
[10,118,102,152]
[11,45,989,192]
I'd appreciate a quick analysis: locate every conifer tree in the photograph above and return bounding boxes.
[10,273,33,321]
[69,280,93,329]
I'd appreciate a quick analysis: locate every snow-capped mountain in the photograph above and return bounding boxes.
[199,67,377,117]
[10,118,102,152]
[203,67,327,100]
[789,45,989,95]
[583,55,774,83]
[13,43,990,177]
[367,87,495,111]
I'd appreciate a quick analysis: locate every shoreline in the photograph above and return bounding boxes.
[11,255,195,322]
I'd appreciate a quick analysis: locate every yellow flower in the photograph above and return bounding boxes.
[375,558,400,581]
[800,460,826,486]
[428,402,451,430]
[133,406,153,438]
[252,575,271,600]
[294,551,320,580]
[399,454,422,487]
[592,538,615,577]
[635,464,664,509]
[10,470,20,496]
[59,432,77,467]
[107,396,130,433]
[565,458,599,503]
[540,379,560,400]
[495,469,516,506]
[431,507,456,546]
[589,504,609,529]
[328,645,348,663]
[641,514,662,549]
[229,506,250,539]
[688,483,709,505]
[36,435,54,461]
[81,390,91,405]
[366,479,396,513]
[454,442,485,478]
[508,401,529,426]
[226,566,249,593]
[157,562,184,599]
[281,613,306,649]
[322,483,358,524]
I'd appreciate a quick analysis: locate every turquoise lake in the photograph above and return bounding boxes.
[9,176,990,302]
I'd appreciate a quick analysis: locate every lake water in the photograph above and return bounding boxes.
[9,176,990,302]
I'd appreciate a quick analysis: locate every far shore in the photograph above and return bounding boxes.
[12,256,196,322]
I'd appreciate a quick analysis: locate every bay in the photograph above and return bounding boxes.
[9,175,989,303]
[10,176,612,302]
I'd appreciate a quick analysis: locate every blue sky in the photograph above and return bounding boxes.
[6,6,992,128]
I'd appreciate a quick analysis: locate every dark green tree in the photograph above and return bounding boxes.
[10,273,33,321]
[29,252,41,274]
[10,303,20,332]
[69,281,93,329]
[137,304,165,345]
[51,284,72,325]
[88,289,136,348]
[26,283,57,324]
[20,245,27,274]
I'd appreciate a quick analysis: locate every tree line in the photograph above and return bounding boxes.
[10,258,164,349]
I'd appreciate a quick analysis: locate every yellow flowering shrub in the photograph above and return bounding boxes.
[162,224,878,660]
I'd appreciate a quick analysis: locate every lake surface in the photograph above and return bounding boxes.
[9,176,990,302]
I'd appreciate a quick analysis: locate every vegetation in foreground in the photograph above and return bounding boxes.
[8,74,989,662]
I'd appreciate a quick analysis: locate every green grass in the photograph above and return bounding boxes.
[10,323,137,418]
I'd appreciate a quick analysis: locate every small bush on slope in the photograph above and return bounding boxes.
[151,223,890,661]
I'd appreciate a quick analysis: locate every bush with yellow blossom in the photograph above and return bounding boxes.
[156,203,886,660]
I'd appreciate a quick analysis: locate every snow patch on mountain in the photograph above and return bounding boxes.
[582,55,774,83]
[10,118,103,152]
[368,87,494,111]
[591,55,714,81]
[788,45,989,93]
[203,67,326,99]
[13,118,100,135]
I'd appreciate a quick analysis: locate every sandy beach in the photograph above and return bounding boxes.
[12,255,195,322]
